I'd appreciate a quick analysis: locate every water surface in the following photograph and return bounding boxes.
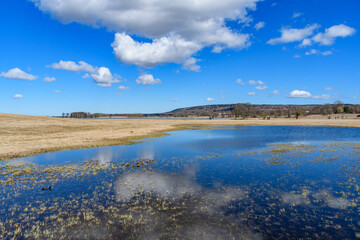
[1,126,360,239]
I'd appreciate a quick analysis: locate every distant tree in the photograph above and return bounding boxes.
[320,104,333,116]
[336,106,344,114]
[287,109,292,118]
[261,111,269,119]
[233,104,244,118]
[343,106,351,113]
[294,108,303,119]
[233,104,252,119]
[62,113,65,118]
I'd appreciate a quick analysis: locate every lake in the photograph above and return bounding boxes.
[1,126,360,239]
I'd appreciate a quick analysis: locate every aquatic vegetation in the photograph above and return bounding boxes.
[1,127,360,239]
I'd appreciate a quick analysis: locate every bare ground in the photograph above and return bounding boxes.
[1,113,359,160]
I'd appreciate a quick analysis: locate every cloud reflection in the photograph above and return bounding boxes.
[114,168,261,239]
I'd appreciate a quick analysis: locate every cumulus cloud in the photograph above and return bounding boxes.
[287,90,312,98]
[255,85,268,90]
[206,97,215,102]
[322,50,333,56]
[324,87,333,91]
[32,0,258,69]
[48,60,95,72]
[49,60,120,87]
[136,73,161,85]
[182,57,201,72]
[292,12,302,19]
[52,90,61,94]
[267,24,320,45]
[305,49,318,55]
[43,76,56,82]
[254,21,265,30]
[299,38,312,47]
[313,24,356,45]
[247,92,256,96]
[13,94,23,99]
[269,23,355,48]
[118,86,130,90]
[112,33,202,68]
[0,68,37,80]
[312,94,334,100]
[91,67,121,87]
[272,90,280,95]
[305,49,333,56]
[248,80,256,85]
[236,78,245,84]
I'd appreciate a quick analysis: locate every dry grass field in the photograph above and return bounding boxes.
[1,113,359,160]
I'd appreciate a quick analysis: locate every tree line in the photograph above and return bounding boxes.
[60,101,360,119]
[231,101,360,119]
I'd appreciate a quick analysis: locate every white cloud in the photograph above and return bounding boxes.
[13,94,23,99]
[322,50,333,56]
[305,49,333,56]
[299,38,312,47]
[52,90,61,94]
[48,60,95,72]
[112,33,202,68]
[206,97,214,102]
[313,24,356,45]
[236,78,244,84]
[290,24,356,47]
[324,87,333,91]
[287,90,312,98]
[43,76,56,82]
[182,57,201,72]
[305,49,318,55]
[118,86,130,90]
[294,54,301,58]
[82,73,90,78]
[267,24,320,45]
[247,92,256,96]
[33,0,258,69]
[255,85,268,90]
[248,80,256,85]
[254,21,265,30]
[272,90,280,95]
[97,83,111,88]
[49,60,120,87]
[312,94,333,100]
[171,98,180,102]
[91,67,121,87]
[292,12,302,19]
[257,80,265,85]
[136,73,161,85]
[0,68,37,80]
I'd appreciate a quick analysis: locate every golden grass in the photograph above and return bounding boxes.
[1,113,359,160]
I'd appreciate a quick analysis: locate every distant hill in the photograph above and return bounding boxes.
[163,104,316,116]
[59,102,360,118]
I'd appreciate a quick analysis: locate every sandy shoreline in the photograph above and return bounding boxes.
[1,113,359,160]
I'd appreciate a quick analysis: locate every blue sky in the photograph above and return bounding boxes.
[0,0,359,116]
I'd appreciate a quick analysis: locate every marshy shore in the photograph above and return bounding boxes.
[1,113,359,160]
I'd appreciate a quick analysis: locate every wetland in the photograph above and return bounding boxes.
[1,126,360,239]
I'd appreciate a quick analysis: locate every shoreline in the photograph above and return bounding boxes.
[1,113,359,160]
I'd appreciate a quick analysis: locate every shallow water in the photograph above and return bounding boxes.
[1,126,360,239]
